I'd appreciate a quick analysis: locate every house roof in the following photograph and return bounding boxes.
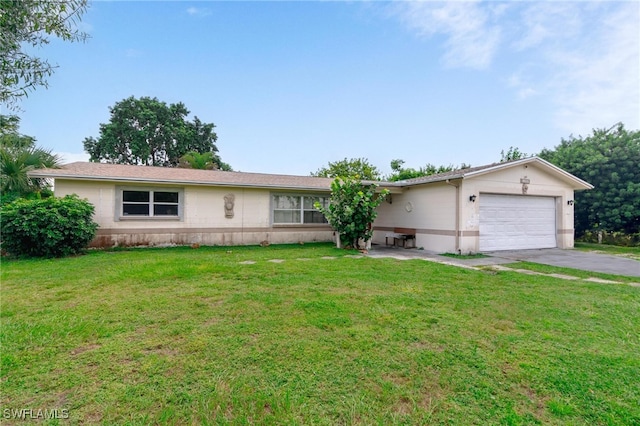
[29,156,593,192]
[29,162,338,191]
[394,156,594,190]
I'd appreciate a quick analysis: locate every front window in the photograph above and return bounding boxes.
[118,188,181,219]
[273,194,329,224]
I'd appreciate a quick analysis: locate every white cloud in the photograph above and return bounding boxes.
[549,3,640,133]
[512,2,584,51]
[392,1,640,132]
[186,7,211,17]
[396,1,502,70]
[507,68,540,100]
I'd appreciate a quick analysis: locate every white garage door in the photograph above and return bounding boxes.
[479,194,557,251]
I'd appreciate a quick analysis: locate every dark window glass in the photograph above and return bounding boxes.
[304,196,328,209]
[123,191,150,202]
[274,210,301,224]
[154,204,178,216]
[154,192,178,203]
[123,204,150,216]
[273,195,300,209]
[303,211,328,223]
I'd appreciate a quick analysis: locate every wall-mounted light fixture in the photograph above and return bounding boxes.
[567,200,574,206]
[387,194,393,204]
[469,195,477,202]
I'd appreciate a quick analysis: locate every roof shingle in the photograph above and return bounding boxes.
[29,162,337,191]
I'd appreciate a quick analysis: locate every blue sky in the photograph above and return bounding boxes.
[15,1,640,176]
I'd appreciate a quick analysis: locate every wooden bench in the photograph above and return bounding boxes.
[385,227,416,248]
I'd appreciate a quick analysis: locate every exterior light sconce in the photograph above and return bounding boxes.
[567,200,574,206]
[469,195,477,202]
[387,194,393,204]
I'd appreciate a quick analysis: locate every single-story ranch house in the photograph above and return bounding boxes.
[30,157,592,253]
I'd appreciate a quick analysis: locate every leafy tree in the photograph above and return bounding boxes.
[178,151,232,171]
[315,177,389,250]
[0,114,21,134]
[539,123,640,235]
[83,96,228,168]
[1,0,89,109]
[311,158,381,181]
[0,116,60,200]
[1,195,98,257]
[500,146,528,162]
[387,159,457,182]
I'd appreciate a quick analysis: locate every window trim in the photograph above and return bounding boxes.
[115,186,184,221]
[271,193,330,226]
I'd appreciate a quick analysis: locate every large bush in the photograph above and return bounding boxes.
[1,195,98,257]
[316,177,388,250]
[539,123,640,235]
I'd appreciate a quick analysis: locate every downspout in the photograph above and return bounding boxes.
[445,179,460,254]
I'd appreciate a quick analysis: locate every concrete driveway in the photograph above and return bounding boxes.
[368,246,640,277]
[485,248,640,277]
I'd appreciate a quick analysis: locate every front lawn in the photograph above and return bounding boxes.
[1,244,639,424]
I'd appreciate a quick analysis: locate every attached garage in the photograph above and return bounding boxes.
[479,194,557,251]
[372,156,593,254]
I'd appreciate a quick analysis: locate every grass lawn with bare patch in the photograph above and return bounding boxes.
[1,243,639,424]
[574,242,640,261]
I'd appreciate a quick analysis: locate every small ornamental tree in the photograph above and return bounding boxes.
[316,177,389,250]
[1,195,98,257]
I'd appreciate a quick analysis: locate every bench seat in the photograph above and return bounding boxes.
[385,228,416,248]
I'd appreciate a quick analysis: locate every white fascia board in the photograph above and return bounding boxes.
[463,157,594,190]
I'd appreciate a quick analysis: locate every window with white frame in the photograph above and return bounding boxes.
[272,194,329,224]
[117,188,182,219]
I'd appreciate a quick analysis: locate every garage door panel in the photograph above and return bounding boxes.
[479,194,556,251]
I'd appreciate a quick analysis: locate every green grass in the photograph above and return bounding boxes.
[507,261,640,284]
[2,243,639,425]
[574,242,640,260]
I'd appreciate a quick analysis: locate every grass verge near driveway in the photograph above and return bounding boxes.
[574,242,640,261]
[506,261,640,285]
[2,243,639,424]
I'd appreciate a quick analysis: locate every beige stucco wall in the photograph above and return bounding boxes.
[373,182,458,253]
[55,179,334,247]
[54,161,579,252]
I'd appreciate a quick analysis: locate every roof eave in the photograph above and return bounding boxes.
[28,172,334,192]
[464,157,594,190]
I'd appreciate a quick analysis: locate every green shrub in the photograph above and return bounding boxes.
[315,177,389,249]
[1,195,99,257]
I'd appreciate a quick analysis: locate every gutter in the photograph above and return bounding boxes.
[26,173,334,192]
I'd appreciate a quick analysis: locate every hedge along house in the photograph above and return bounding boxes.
[371,157,593,253]
[30,157,591,252]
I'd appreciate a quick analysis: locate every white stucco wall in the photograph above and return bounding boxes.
[54,179,334,247]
